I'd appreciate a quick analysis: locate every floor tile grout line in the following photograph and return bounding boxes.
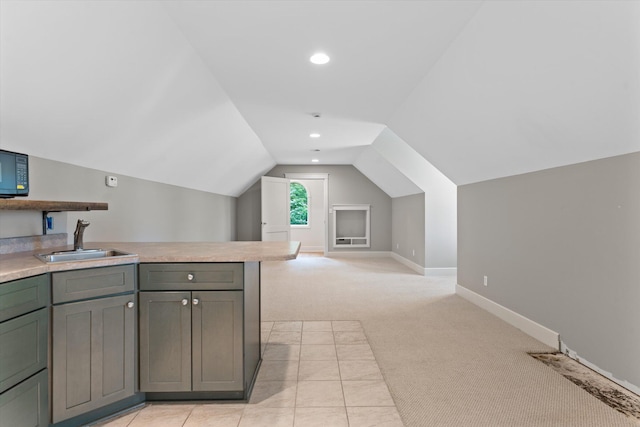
[336,322,349,424]
[103,319,400,427]
[292,324,303,427]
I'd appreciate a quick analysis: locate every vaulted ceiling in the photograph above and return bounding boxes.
[1,1,638,197]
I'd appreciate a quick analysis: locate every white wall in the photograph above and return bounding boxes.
[392,193,425,267]
[458,152,640,393]
[372,129,457,268]
[0,157,236,243]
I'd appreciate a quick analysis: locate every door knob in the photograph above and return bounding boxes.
[181,298,189,306]
[193,298,200,305]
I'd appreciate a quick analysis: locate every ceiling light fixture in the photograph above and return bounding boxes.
[309,133,321,138]
[311,159,319,163]
[310,52,330,65]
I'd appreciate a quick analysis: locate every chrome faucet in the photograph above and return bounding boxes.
[73,219,90,250]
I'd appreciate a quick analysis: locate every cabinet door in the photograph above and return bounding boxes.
[0,308,48,394]
[139,292,191,392]
[0,369,48,427]
[52,294,135,423]
[192,291,243,391]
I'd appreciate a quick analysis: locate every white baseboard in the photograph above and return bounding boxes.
[326,251,392,258]
[390,252,425,274]
[456,284,560,350]
[425,267,457,277]
[299,246,324,253]
[560,341,640,396]
[390,252,457,277]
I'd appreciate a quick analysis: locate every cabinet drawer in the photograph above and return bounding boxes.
[0,274,49,322]
[0,308,48,394]
[0,369,48,427]
[52,264,135,304]
[139,263,243,291]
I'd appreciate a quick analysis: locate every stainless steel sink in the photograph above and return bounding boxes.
[35,249,135,263]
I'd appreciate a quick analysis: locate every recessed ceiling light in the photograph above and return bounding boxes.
[310,52,330,65]
[311,159,319,163]
[309,133,321,138]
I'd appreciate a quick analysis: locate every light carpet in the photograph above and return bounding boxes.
[261,254,637,426]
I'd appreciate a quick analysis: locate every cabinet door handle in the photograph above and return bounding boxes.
[181,298,189,306]
[192,298,200,306]
[126,301,134,309]
[187,273,194,281]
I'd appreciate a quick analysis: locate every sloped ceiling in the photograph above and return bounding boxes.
[388,1,640,185]
[1,1,638,197]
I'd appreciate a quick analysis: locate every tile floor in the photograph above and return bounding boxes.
[96,320,403,427]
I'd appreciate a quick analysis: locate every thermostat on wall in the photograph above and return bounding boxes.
[106,175,118,188]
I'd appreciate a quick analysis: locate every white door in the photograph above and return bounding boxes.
[261,176,290,241]
[285,173,329,254]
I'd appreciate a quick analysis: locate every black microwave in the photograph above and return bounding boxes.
[0,149,29,198]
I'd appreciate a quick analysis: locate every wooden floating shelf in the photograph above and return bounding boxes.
[0,200,108,212]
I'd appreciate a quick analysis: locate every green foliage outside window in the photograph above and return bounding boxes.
[290,182,308,225]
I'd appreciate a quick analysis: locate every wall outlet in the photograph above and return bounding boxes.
[396,243,399,249]
[483,275,488,286]
[106,175,118,187]
[412,249,415,256]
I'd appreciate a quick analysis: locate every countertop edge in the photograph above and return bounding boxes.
[1,241,300,283]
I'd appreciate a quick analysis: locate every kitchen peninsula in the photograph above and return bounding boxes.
[0,240,300,427]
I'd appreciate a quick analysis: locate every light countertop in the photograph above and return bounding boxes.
[0,241,300,283]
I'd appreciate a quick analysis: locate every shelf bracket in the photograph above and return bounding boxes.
[42,211,49,235]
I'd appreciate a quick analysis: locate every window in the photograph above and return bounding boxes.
[290,181,309,226]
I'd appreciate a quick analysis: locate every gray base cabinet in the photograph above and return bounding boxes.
[139,290,243,392]
[192,291,243,391]
[51,265,136,424]
[0,308,48,394]
[0,274,49,427]
[138,262,257,397]
[0,369,48,427]
[138,291,191,392]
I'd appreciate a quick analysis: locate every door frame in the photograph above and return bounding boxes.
[285,173,329,255]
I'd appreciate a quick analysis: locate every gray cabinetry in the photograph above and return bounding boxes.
[0,274,48,323]
[51,265,136,424]
[192,291,243,391]
[139,263,248,396]
[139,291,191,392]
[0,308,48,394]
[139,263,243,291]
[0,274,49,427]
[0,370,48,427]
[52,264,134,303]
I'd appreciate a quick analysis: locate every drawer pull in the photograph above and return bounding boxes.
[193,298,200,306]
[181,298,189,306]
[126,301,135,309]
[187,273,194,281]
